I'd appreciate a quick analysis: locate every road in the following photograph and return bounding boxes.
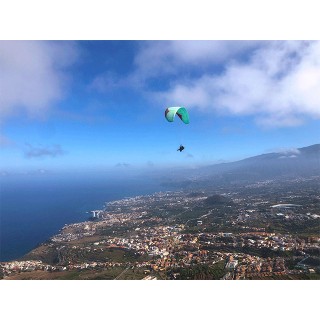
[296,254,310,267]
[185,209,213,226]
[114,265,131,280]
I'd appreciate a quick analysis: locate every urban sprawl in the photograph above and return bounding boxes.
[1,176,319,280]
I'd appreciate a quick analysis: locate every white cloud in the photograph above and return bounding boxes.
[133,40,261,81]
[0,41,79,120]
[170,41,261,64]
[78,41,320,129]
[89,41,263,99]
[154,41,320,127]
[279,154,298,159]
[269,147,301,159]
[277,148,301,155]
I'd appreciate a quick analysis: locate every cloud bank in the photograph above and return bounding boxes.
[133,41,261,80]
[91,40,320,128]
[0,41,79,120]
[277,148,301,155]
[151,41,320,127]
[89,41,261,92]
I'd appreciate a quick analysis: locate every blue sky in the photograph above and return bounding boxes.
[1,40,319,174]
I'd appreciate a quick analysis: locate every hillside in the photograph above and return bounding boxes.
[161,144,320,188]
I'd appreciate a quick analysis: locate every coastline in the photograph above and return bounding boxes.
[0,176,167,262]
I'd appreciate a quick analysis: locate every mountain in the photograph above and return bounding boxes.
[161,144,320,188]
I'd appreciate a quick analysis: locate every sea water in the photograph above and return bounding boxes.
[0,172,166,262]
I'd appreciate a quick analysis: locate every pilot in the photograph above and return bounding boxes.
[177,145,185,152]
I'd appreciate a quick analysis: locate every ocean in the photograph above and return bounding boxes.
[0,173,167,262]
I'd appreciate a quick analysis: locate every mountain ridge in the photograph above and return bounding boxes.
[161,143,320,188]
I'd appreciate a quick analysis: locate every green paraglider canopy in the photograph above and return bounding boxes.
[165,106,190,124]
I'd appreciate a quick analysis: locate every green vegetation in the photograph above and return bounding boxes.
[170,261,226,280]
[58,247,148,264]
[48,267,142,280]
[303,256,320,267]
[306,273,320,280]
[204,195,234,206]
[255,273,320,280]
[265,219,320,235]
[23,245,59,265]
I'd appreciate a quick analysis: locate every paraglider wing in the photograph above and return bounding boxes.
[165,107,189,124]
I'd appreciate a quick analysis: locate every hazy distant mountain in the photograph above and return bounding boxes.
[161,144,320,188]
[207,143,319,177]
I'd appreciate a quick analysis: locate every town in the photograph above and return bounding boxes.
[1,176,319,280]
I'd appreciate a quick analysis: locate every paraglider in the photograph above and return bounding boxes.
[165,106,189,124]
[165,106,189,152]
